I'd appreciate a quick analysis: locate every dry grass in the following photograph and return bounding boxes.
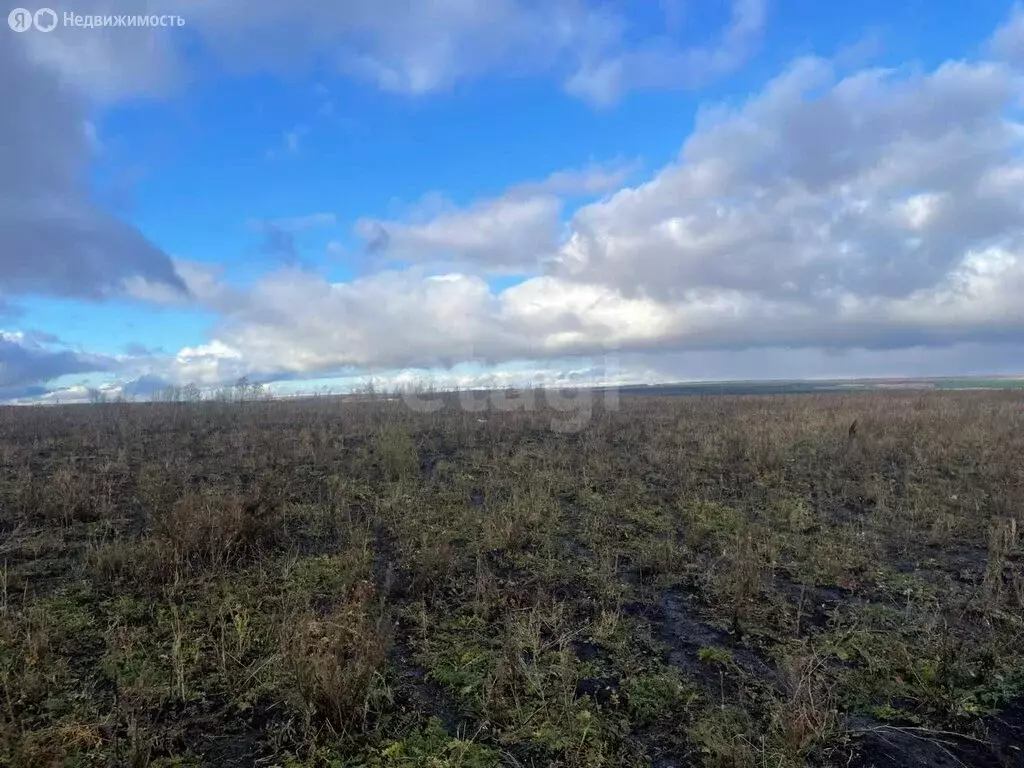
[0,391,1022,766]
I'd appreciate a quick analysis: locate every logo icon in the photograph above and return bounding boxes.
[33,7,57,31]
[7,7,32,31]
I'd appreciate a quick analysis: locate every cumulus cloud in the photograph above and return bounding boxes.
[209,269,519,371]
[354,164,632,271]
[356,195,561,272]
[506,162,638,198]
[19,7,180,102]
[5,3,179,108]
[122,259,234,307]
[132,246,1024,389]
[0,36,187,306]
[991,2,1024,66]
[566,0,768,105]
[551,56,1024,307]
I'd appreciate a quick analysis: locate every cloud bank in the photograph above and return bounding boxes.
[118,11,1024,392]
[7,3,1024,400]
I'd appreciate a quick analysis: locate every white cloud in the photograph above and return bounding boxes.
[991,2,1024,67]
[565,0,768,106]
[20,0,768,104]
[356,195,561,272]
[19,6,180,101]
[122,259,230,307]
[167,340,249,387]
[270,213,337,230]
[507,162,638,197]
[125,22,1024,388]
[550,57,1024,306]
[354,163,634,272]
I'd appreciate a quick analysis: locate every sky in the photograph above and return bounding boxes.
[4,0,1024,403]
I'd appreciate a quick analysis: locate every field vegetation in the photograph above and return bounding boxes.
[0,389,1022,766]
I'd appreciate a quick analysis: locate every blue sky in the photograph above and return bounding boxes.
[4,1,1024,402]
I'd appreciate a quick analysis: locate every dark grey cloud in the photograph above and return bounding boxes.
[0,385,50,403]
[0,36,187,302]
[0,333,114,401]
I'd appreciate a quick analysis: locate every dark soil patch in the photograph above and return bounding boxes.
[572,638,606,663]
[829,499,874,526]
[391,662,470,737]
[841,696,1024,768]
[628,590,777,694]
[982,698,1024,766]
[773,574,878,634]
[371,525,411,600]
[181,696,283,767]
[419,455,439,480]
[575,676,624,708]
[555,532,592,560]
[844,711,1024,768]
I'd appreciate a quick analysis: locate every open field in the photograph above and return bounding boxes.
[0,392,1022,767]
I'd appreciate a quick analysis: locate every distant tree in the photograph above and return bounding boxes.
[156,385,181,403]
[235,376,249,399]
[183,383,202,403]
